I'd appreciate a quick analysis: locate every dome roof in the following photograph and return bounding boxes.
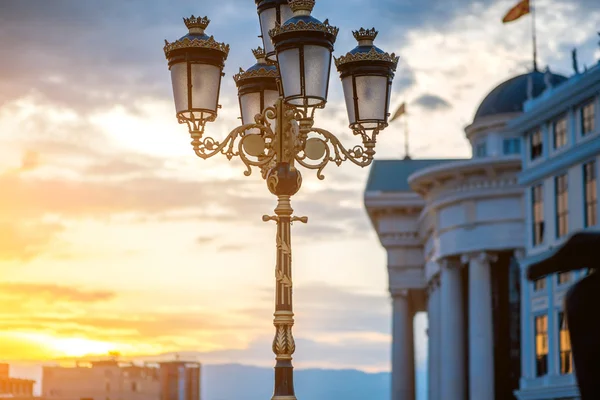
[474,70,568,119]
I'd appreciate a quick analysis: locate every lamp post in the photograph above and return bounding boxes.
[164,1,398,399]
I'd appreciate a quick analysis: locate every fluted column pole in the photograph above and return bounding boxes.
[391,289,415,400]
[427,273,441,400]
[440,258,466,400]
[462,252,497,400]
[263,98,306,400]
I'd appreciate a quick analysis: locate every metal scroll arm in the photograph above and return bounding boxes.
[190,114,278,177]
[294,126,379,180]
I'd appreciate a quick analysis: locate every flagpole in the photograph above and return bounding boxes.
[531,0,538,71]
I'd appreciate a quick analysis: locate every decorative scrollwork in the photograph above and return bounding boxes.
[191,121,276,177]
[188,98,383,181]
[294,127,378,180]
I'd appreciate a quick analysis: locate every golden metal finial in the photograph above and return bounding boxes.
[183,15,210,31]
[288,0,315,13]
[353,27,378,42]
[252,47,266,61]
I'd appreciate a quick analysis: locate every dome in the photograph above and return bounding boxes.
[474,70,568,119]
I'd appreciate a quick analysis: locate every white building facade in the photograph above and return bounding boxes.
[511,64,600,400]
[364,58,599,399]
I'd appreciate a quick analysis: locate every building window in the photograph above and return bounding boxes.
[475,142,487,158]
[584,160,597,227]
[532,184,545,245]
[553,115,568,149]
[581,99,595,136]
[503,138,521,155]
[530,129,543,160]
[533,278,546,292]
[535,315,549,376]
[559,312,573,375]
[555,174,568,238]
[557,272,572,285]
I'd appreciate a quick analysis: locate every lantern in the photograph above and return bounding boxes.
[164,16,230,133]
[255,0,294,62]
[335,28,398,131]
[234,47,280,129]
[269,0,338,109]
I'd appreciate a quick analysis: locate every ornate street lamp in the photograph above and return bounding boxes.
[164,16,230,135]
[269,0,338,110]
[234,47,279,136]
[164,1,398,399]
[335,28,398,131]
[256,0,294,62]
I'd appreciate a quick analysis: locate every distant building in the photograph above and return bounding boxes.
[158,362,200,400]
[42,359,201,400]
[43,360,160,400]
[0,363,36,398]
[364,42,599,399]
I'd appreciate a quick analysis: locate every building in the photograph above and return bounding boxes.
[510,62,600,400]
[42,359,201,400]
[0,363,36,398]
[43,360,160,400]
[158,362,200,400]
[363,48,599,399]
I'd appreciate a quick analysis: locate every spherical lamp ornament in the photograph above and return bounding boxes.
[335,28,399,131]
[164,16,230,135]
[255,0,294,62]
[266,162,302,196]
[269,0,339,109]
[233,47,280,129]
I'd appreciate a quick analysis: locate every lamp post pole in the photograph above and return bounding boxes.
[163,1,399,398]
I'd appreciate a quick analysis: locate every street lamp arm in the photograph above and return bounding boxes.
[191,120,277,177]
[295,126,377,180]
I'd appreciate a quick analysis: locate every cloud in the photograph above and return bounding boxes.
[216,244,247,252]
[413,94,452,111]
[0,221,65,261]
[196,236,216,245]
[246,283,391,336]
[0,282,115,304]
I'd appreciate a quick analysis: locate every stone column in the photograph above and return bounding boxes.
[463,252,497,400]
[440,259,466,400]
[427,274,441,400]
[391,290,415,400]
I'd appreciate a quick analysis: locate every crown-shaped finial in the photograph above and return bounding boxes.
[184,15,210,32]
[289,0,315,13]
[353,27,378,42]
[252,47,266,61]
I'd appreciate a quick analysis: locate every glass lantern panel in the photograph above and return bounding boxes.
[280,4,294,24]
[303,45,331,105]
[259,8,277,56]
[341,76,356,125]
[278,48,301,101]
[240,92,262,126]
[355,75,387,122]
[386,78,392,119]
[170,63,188,113]
[190,63,222,112]
[263,90,279,111]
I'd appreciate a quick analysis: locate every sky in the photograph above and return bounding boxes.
[0,0,599,397]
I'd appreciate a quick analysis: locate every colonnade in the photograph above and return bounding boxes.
[391,252,498,400]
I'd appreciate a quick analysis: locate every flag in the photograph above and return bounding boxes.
[502,0,530,23]
[389,102,406,122]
